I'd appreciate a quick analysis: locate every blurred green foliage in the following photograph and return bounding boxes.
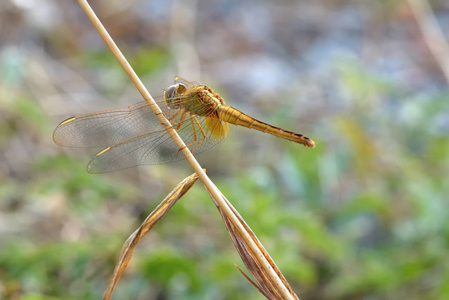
[1,1,449,299]
[2,63,449,299]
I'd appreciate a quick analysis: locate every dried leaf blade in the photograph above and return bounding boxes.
[103,172,200,300]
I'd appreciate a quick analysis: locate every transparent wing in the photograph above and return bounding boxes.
[53,101,163,148]
[54,77,229,172]
[53,77,202,148]
[174,75,201,87]
[87,112,228,173]
[53,78,202,148]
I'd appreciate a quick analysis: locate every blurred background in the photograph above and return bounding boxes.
[1,0,449,299]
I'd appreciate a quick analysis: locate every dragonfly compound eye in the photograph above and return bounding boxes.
[176,83,187,94]
[164,84,177,108]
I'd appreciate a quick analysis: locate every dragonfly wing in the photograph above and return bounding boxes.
[174,76,197,88]
[53,101,168,148]
[87,129,179,173]
[87,113,228,173]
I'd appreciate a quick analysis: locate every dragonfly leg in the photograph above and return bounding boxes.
[188,116,207,152]
[165,109,182,120]
[162,110,175,116]
[163,109,185,128]
[171,110,187,130]
[172,115,207,156]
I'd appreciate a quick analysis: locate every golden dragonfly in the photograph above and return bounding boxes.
[53,76,316,173]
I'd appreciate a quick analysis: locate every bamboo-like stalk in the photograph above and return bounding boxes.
[76,1,297,298]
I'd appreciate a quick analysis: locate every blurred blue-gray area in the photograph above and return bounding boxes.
[1,0,449,299]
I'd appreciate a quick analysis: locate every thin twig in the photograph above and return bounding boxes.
[408,0,449,84]
[76,1,296,299]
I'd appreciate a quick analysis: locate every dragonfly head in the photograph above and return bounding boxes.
[164,83,187,109]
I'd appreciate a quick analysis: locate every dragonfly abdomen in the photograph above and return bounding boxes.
[217,106,316,148]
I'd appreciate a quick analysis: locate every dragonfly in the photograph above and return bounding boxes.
[53,76,316,173]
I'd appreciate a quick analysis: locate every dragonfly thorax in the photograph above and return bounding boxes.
[164,82,224,117]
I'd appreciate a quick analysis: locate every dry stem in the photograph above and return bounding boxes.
[76,1,297,298]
